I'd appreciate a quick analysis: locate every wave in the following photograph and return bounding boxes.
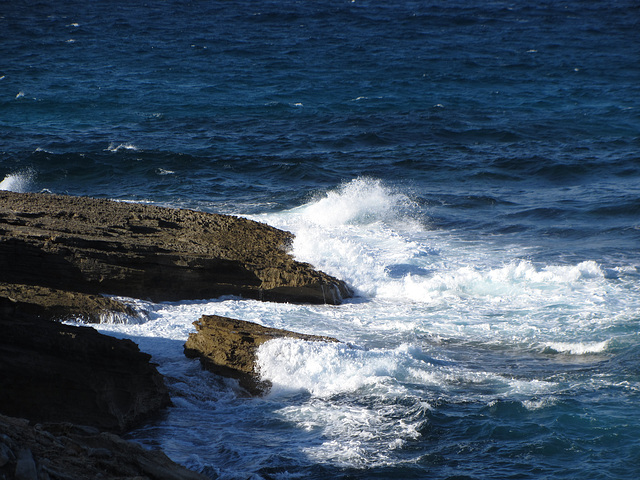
[296,177,418,227]
[0,170,35,192]
[541,340,611,355]
[257,339,414,397]
[257,178,609,304]
[257,338,558,399]
[106,142,139,152]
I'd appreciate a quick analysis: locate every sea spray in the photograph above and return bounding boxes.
[0,170,35,192]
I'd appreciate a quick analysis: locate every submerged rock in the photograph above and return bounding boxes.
[184,315,339,395]
[0,413,207,479]
[0,191,352,314]
[0,315,170,433]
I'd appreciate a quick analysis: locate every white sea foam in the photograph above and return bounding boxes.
[296,177,416,227]
[257,339,413,397]
[254,178,611,316]
[107,142,139,152]
[543,340,610,355]
[522,397,557,411]
[0,170,35,192]
[277,399,426,467]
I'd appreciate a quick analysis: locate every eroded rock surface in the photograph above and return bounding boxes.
[0,315,170,433]
[0,191,352,312]
[184,315,339,395]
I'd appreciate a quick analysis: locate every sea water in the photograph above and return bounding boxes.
[1,1,639,478]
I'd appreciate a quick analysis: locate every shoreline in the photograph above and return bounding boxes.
[0,191,352,478]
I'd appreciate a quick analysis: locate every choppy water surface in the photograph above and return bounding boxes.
[2,0,639,478]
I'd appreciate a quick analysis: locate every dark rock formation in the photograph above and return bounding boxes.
[0,283,137,323]
[0,414,207,480]
[0,191,352,314]
[184,315,339,395]
[0,315,170,433]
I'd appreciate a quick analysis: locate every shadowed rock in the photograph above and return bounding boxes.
[184,315,339,395]
[0,315,170,433]
[0,191,352,315]
[0,282,137,323]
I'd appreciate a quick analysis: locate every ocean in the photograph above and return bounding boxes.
[1,0,639,478]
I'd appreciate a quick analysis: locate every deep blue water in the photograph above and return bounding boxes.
[2,1,640,479]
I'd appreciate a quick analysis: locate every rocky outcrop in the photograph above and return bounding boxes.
[0,191,352,315]
[0,414,207,480]
[184,315,339,395]
[0,191,351,475]
[0,283,137,323]
[0,314,170,433]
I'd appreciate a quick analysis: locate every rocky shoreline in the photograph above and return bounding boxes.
[0,191,351,479]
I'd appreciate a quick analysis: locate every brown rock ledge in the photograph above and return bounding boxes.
[0,414,207,480]
[0,191,352,313]
[184,315,339,395]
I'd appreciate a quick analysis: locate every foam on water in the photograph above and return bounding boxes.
[107,142,139,152]
[252,178,636,350]
[542,340,611,355]
[257,339,415,398]
[62,178,640,476]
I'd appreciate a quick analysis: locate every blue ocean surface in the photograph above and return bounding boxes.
[2,1,639,478]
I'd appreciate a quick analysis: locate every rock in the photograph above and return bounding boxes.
[0,441,14,467]
[14,448,37,480]
[0,283,137,323]
[184,315,339,395]
[0,315,171,433]
[0,413,208,480]
[0,191,352,315]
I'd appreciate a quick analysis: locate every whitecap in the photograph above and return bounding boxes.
[542,339,610,355]
[107,142,139,152]
[0,170,35,192]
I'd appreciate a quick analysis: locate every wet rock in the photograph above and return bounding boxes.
[184,315,339,395]
[0,191,352,315]
[0,315,170,433]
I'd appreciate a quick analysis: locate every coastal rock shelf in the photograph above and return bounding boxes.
[0,191,352,318]
[184,315,339,395]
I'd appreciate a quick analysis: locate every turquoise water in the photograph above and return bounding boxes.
[2,1,639,478]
